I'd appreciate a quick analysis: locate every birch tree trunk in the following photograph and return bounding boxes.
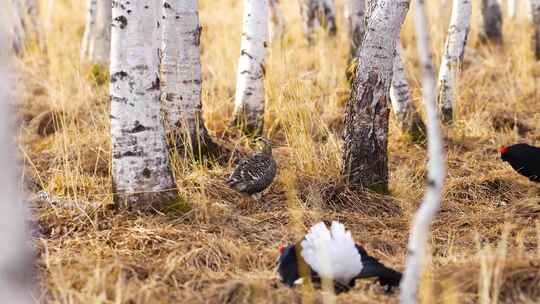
[531,0,540,59]
[81,0,97,60]
[342,0,410,192]
[508,0,517,19]
[161,0,217,158]
[232,0,269,136]
[0,21,35,303]
[110,0,178,210]
[269,0,286,41]
[437,0,472,123]
[345,0,366,58]
[480,0,503,43]
[400,1,446,302]
[390,43,426,141]
[88,0,111,64]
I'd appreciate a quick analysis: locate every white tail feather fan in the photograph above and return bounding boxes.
[300,221,363,284]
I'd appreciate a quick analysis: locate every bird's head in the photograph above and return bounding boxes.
[256,137,272,155]
[499,145,509,161]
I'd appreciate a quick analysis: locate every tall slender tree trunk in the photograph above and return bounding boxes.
[390,42,426,141]
[82,0,111,64]
[269,0,286,41]
[88,0,111,64]
[400,1,446,303]
[480,0,503,43]
[437,0,472,123]
[531,0,540,59]
[110,0,178,210]
[232,0,269,136]
[342,0,410,192]
[81,0,97,60]
[345,0,366,59]
[161,0,217,158]
[0,21,35,303]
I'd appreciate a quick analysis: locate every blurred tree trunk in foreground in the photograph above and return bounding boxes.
[232,0,269,136]
[400,0,446,302]
[0,18,35,303]
[110,0,178,210]
[531,0,540,59]
[437,0,472,123]
[342,0,409,193]
[299,0,337,43]
[160,0,218,159]
[269,0,286,41]
[81,0,97,59]
[82,0,111,64]
[481,0,503,43]
[390,42,426,142]
[345,0,365,59]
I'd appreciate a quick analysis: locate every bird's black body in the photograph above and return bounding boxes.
[226,138,277,197]
[500,143,540,182]
[276,243,402,293]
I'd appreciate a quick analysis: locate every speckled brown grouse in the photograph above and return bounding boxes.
[226,137,277,200]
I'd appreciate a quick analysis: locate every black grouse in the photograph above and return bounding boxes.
[499,143,540,182]
[226,137,277,199]
[276,221,402,293]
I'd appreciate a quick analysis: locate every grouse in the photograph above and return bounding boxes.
[499,143,540,182]
[276,221,402,293]
[226,137,277,200]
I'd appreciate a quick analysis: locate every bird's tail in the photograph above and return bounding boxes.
[301,221,363,284]
[355,250,402,287]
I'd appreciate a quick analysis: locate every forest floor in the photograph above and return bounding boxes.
[16,0,540,303]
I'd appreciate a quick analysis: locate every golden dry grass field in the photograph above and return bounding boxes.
[15,0,540,303]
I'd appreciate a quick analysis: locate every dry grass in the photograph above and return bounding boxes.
[15,0,540,303]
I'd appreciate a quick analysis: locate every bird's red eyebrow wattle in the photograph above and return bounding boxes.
[498,146,508,154]
[278,245,285,254]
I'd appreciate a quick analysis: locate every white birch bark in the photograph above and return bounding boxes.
[481,0,503,43]
[342,0,410,190]
[233,0,269,136]
[399,0,446,302]
[508,0,517,19]
[81,0,97,60]
[527,0,534,20]
[0,20,35,303]
[110,0,178,209]
[390,42,425,140]
[531,0,540,59]
[269,0,286,41]
[345,0,366,58]
[437,0,472,123]
[88,0,111,64]
[161,0,216,157]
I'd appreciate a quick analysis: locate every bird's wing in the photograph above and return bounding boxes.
[301,221,363,285]
[230,154,274,186]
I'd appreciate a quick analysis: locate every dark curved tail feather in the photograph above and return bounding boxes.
[355,245,402,288]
